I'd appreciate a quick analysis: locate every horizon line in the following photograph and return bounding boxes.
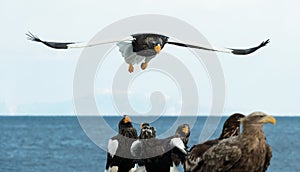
[0,114,298,117]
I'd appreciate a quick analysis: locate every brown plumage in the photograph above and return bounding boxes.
[185,113,245,172]
[193,112,275,172]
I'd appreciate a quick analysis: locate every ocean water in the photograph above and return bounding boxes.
[0,116,299,172]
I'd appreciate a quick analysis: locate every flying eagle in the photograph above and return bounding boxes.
[105,115,138,172]
[184,113,245,172]
[26,32,269,73]
[131,124,188,172]
[189,112,275,172]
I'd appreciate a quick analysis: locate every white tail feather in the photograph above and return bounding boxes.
[117,42,145,64]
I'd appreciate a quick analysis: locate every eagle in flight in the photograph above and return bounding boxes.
[26,32,269,73]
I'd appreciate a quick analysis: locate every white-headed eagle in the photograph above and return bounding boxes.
[185,113,245,172]
[186,112,275,172]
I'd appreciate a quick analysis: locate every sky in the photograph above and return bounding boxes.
[0,0,299,116]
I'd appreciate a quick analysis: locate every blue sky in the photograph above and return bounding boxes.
[1,0,299,116]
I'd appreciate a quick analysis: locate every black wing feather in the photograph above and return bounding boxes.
[26,32,74,49]
[167,41,221,52]
[230,39,270,55]
[167,39,270,55]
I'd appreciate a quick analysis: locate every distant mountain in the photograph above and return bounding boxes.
[0,100,74,116]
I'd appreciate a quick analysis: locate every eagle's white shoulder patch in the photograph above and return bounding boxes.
[170,138,187,154]
[108,139,118,157]
[130,140,141,157]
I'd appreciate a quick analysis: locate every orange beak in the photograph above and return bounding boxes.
[182,125,189,134]
[124,116,131,123]
[154,44,161,53]
[140,123,144,129]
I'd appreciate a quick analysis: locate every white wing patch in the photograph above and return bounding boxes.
[170,162,179,172]
[108,139,118,158]
[117,42,145,65]
[130,140,141,157]
[170,138,187,155]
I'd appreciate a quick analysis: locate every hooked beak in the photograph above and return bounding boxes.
[140,123,144,129]
[124,116,131,123]
[182,125,190,134]
[154,44,161,53]
[260,115,276,125]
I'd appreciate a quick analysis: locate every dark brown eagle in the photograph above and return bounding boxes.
[188,112,275,172]
[105,115,138,172]
[26,32,269,73]
[185,113,245,172]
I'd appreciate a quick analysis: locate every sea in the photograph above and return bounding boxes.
[1,116,299,172]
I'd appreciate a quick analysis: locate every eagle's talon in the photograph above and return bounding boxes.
[141,63,148,70]
[128,64,134,73]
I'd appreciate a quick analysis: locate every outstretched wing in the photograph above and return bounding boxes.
[26,32,75,49]
[26,32,132,49]
[167,39,269,55]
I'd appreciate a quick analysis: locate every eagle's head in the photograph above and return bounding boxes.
[118,115,133,133]
[242,112,276,126]
[219,113,245,140]
[139,123,156,139]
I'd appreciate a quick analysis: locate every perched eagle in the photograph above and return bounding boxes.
[174,124,190,147]
[189,112,275,172]
[131,124,189,172]
[105,115,138,172]
[26,32,269,73]
[139,123,156,139]
[135,123,158,172]
[185,113,245,172]
[171,124,191,166]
